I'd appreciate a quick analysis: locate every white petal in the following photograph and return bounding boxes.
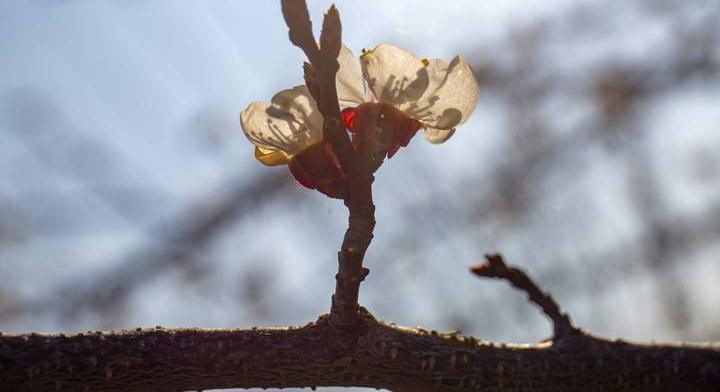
[336,45,365,105]
[361,44,479,130]
[270,85,324,133]
[360,44,428,108]
[240,85,323,156]
[424,127,456,144]
[413,56,479,129]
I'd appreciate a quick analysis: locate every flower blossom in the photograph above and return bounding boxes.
[240,44,480,198]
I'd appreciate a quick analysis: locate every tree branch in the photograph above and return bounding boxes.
[471,253,578,340]
[2,309,719,392]
[281,0,390,328]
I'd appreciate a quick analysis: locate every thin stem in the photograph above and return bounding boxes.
[330,177,374,327]
[281,0,390,327]
[330,103,398,326]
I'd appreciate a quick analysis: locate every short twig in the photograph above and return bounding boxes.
[470,253,578,340]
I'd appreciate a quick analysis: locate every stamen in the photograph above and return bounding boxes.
[421,58,430,67]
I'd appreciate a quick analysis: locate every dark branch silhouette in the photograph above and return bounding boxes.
[471,254,577,340]
[2,256,719,391]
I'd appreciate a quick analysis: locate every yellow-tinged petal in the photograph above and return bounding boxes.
[255,147,291,166]
[336,45,366,105]
[240,85,323,156]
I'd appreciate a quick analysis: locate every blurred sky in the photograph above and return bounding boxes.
[1,1,719,377]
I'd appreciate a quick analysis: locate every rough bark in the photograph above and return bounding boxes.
[2,309,719,392]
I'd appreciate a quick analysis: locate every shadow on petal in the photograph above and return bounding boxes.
[435,108,463,129]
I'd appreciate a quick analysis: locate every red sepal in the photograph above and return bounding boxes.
[288,141,347,199]
[387,118,421,158]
